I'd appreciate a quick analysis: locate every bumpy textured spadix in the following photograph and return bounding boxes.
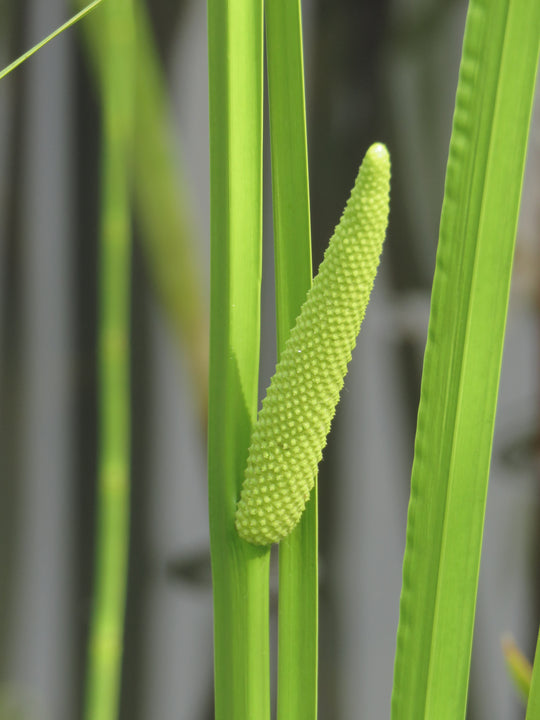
[236,143,391,545]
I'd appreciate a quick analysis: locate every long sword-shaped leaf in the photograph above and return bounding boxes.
[391,1,540,718]
[207,0,270,719]
[265,1,316,717]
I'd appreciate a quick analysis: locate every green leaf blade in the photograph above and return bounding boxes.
[391,1,540,719]
[264,2,317,716]
[207,0,270,719]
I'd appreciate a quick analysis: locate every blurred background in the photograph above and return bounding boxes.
[0,0,539,718]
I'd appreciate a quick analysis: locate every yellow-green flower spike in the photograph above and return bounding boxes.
[236,142,391,545]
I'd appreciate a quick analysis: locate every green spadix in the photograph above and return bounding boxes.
[236,142,391,545]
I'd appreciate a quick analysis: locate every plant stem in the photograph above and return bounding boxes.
[83,0,134,718]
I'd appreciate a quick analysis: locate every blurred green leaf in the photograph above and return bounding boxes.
[502,635,532,704]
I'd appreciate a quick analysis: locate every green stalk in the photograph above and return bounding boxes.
[207,0,269,719]
[265,1,316,716]
[83,0,134,718]
[391,1,540,718]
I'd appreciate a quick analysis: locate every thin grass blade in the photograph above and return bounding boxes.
[391,1,540,718]
[0,0,103,80]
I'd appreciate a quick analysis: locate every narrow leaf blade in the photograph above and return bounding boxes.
[265,1,316,715]
[0,0,104,80]
[391,1,540,718]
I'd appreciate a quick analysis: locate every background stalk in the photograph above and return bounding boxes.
[207,0,270,719]
[77,0,209,428]
[83,0,135,718]
[265,1,317,718]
